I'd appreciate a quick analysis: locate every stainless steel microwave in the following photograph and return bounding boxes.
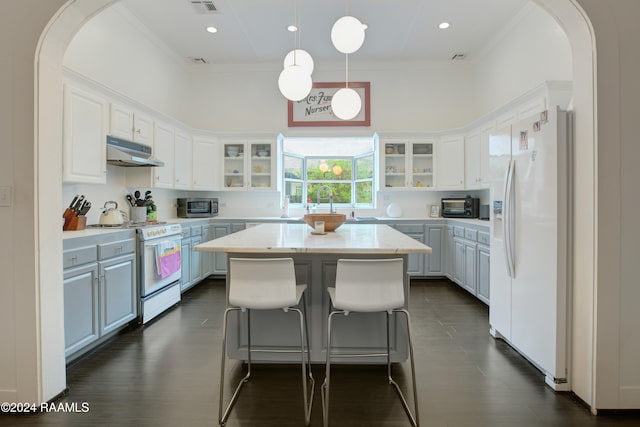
[177,198,218,218]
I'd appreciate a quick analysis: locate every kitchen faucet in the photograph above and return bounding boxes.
[317,185,334,213]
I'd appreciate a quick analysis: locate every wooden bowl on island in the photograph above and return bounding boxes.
[303,213,347,232]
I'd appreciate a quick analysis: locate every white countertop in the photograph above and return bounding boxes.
[195,223,432,254]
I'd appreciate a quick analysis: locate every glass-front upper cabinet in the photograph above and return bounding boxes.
[382,140,434,189]
[222,141,275,190]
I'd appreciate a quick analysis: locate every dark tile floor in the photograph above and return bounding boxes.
[3,279,640,426]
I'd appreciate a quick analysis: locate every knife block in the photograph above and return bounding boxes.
[63,209,87,231]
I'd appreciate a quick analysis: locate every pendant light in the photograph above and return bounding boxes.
[331,3,365,121]
[278,0,313,102]
[331,15,366,54]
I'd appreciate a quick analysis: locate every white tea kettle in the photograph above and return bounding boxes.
[99,201,126,225]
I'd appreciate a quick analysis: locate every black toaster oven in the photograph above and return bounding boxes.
[441,196,480,218]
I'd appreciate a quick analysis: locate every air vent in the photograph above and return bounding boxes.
[189,57,209,64]
[451,54,466,60]
[190,0,218,13]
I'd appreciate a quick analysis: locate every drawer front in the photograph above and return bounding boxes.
[98,239,136,260]
[478,231,490,245]
[395,224,424,234]
[191,225,203,236]
[464,229,478,241]
[63,246,97,269]
[453,226,465,238]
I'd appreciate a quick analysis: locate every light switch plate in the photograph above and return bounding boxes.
[0,186,12,207]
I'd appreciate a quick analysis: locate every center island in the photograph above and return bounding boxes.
[195,223,432,363]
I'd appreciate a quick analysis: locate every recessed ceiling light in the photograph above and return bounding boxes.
[288,25,298,32]
[439,22,450,30]
[206,26,218,33]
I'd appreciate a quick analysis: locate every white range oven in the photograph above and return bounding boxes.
[137,223,182,324]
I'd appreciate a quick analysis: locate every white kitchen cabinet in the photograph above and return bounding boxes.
[109,102,154,145]
[192,137,219,190]
[382,140,435,189]
[174,131,193,190]
[465,133,482,189]
[436,135,465,189]
[151,121,176,188]
[62,84,108,184]
[222,141,275,190]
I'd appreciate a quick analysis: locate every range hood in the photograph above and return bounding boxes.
[106,135,165,167]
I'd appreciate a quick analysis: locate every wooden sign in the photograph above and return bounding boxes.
[288,82,371,127]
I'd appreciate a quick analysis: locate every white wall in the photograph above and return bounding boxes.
[474,2,573,115]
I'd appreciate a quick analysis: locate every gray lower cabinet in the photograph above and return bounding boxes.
[64,261,99,357]
[477,244,490,304]
[63,233,136,361]
[189,225,203,287]
[211,222,246,275]
[99,251,136,335]
[202,224,212,278]
[446,222,490,305]
[445,226,454,279]
[424,225,444,275]
[180,236,192,292]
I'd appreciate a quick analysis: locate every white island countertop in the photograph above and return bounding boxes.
[195,223,432,255]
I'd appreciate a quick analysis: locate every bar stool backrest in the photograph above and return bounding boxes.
[229,257,298,309]
[334,258,405,312]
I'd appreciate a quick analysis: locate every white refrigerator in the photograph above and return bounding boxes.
[489,107,571,390]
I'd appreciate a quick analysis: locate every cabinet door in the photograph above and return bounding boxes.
[436,136,465,189]
[465,133,482,188]
[222,142,246,189]
[445,227,454,279]
[109,102,134,140]
[406,233,425,276]
[463,242,477,295]
[453,238,465,286]
[212,224,231,274]
[248,141,275,190]
[62,85,108,184]
[382,140,410,189]
[64,262,99,357]
[477,245,490,305]
[192,137,219,190]
[409,141,434,188]
[425,225,444,276]
[99,253,136,335]
[479,124,494,187]
[174,131,192,189]
[153,121,175,188]
[181,238,192,291]
[190,236,202,285]
[202,225,212,277]
[132,112,153,145]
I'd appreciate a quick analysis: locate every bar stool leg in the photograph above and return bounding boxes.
[218,308,251,426]
[387,309,420,427]
[322,310,342,427]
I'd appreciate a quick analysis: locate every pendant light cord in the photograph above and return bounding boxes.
[345,54,349,88]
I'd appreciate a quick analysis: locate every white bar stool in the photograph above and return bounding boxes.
[218,257,314,426]
[321,258,419,427]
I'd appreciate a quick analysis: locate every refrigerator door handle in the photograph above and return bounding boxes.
[502,160,513,278]
[505,159,516,277]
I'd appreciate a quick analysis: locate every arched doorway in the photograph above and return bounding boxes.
[32,0,597,407]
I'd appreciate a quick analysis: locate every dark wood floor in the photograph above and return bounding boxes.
[3,278,640,426]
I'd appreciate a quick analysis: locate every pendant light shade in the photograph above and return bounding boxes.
[331,16,366,54]
[278,65,312,101]
[283,49,314,75]
[331,87,361,120]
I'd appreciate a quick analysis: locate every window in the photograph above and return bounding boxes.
[281,136,376,208]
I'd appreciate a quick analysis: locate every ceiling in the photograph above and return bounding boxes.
[119,0,530,65]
